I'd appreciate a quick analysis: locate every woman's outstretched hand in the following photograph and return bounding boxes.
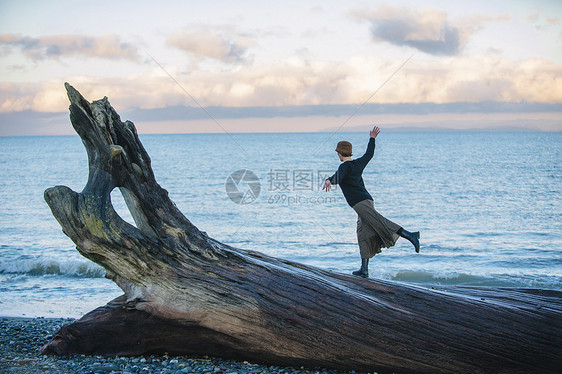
[370,126,380,138]
[322,179,332,192]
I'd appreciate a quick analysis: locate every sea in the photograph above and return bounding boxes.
[1,131,561,318]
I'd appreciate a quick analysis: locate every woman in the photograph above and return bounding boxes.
[322,126,420,278]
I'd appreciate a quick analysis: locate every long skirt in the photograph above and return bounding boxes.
[352,199,401,259]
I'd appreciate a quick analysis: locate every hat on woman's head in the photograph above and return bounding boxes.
[335,141,352,156]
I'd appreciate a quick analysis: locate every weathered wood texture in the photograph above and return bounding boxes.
[41,83,562,374]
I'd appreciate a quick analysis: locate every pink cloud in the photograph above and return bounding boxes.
[0,33,140,61]
[166,27,254,64]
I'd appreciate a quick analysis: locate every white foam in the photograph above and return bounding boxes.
[0,258,105,278]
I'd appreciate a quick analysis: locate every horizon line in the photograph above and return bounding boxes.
[2,127,561,138]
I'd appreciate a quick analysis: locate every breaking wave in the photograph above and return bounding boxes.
[381,269,562,289]
[0,258,105,278]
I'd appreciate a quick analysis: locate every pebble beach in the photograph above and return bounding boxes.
[0,317,358,374]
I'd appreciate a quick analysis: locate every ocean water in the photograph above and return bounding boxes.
[1,131,561,318]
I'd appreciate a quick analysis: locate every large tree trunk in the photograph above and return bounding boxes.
[41,83,561,374]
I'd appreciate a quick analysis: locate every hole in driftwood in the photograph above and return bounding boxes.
[110,188,138,228]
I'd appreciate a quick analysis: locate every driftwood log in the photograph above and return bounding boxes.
[41,83,561,374]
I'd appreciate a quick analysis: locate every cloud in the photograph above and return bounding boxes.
[7,64,27,72]
[2,98,561,136]
[351,6,508,56]
[529,13,561,31]
[1,54,561,114]
[0,33,140,61]
[166,27,255,64]
[0,81,69,112]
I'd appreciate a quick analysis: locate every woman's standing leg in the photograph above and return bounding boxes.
[353,214,370,277]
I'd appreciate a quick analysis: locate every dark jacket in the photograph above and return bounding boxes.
[327,137,375,207]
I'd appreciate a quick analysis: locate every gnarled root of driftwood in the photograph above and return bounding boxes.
[41,83,562,374]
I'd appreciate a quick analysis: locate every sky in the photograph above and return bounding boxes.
[1,0,561,135]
